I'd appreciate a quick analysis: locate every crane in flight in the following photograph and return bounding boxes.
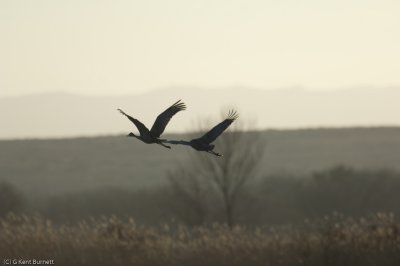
[118,100,186,149]
[163,110,238,156]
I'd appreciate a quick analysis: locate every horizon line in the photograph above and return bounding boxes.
[1,125,400,142]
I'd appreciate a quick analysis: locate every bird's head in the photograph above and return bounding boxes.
[127,132,136,138]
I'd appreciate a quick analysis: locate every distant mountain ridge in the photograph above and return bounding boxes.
[1,87,399,139]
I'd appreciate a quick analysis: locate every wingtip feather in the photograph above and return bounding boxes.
[227,109,239,120]
[172,100,187,111]
[117,108,127,116]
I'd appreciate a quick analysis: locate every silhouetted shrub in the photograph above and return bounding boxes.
[0,182,25,216]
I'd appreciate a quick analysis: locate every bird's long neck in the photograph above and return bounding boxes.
[164,140,191,145]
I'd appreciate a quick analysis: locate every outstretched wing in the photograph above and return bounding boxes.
[117,108,151,137]
[197,110,239,144]
[150,100,186,138]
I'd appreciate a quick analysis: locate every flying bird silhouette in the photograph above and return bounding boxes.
[118,100,186,149]
[163,110,238,156]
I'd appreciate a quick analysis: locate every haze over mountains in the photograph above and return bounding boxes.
[1,87,399,139]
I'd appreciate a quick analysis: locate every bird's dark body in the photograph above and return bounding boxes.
[190,139,215,151]
[128,132,157,144]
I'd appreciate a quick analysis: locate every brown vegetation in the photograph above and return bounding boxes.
[1,213,400,266]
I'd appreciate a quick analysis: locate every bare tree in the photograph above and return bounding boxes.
[166,167,212,226]
[168,114,265,227]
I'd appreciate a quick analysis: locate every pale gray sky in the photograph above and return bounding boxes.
[1,0,399,97]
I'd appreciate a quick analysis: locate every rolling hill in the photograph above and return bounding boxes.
[1,127,400,197]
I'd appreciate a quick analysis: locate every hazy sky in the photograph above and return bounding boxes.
[1,0,399,97]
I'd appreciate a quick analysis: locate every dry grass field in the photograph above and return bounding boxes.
[1,213,400,266]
